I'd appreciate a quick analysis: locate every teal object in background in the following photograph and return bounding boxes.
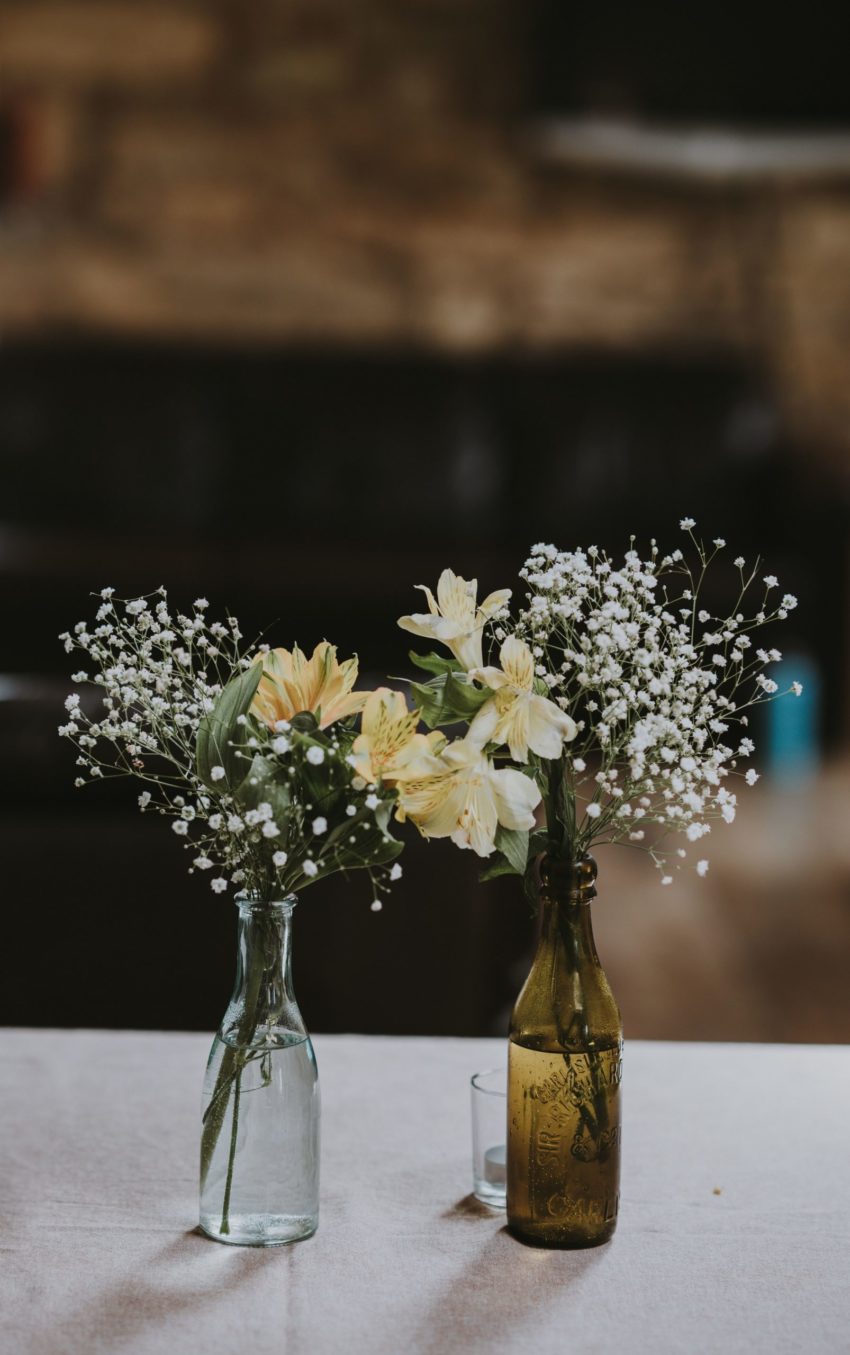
[764,655,819,783]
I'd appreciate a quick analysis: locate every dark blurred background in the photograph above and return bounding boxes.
[1,1,848,1041]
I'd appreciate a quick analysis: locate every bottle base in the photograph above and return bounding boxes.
[199,1212,318,1247]
[507,1219,617,1250]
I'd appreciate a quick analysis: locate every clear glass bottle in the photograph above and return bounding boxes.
[507,854,622,1248]
[199,895,320,1246]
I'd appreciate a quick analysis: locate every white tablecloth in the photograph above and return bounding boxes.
[1,1031,848,1354]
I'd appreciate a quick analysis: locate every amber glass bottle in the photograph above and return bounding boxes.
[507,854,622,1248]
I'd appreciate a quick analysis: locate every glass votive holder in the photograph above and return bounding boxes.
[470,1067,507,1209]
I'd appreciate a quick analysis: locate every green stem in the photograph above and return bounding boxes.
[219,1069,242,1235]
[554,898,610,1145]
[200,914,274,1191]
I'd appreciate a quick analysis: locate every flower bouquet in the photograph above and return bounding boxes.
[58,592,439,1244]
[57,524,800,1250]
[393,523,801,1246]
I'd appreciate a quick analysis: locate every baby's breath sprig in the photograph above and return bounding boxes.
[513,521,802,883]
[58,590,405,905]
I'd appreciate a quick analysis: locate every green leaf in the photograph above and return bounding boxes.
[495,825,529,875]
[290,711,319,735]
[294,738,347,812]
[196,664,262,792]
[234,754,292,830]
[476,828,531,883]
[527,830,549,864]
[445,671,490,717]
[408,650,462,677]
[324,820,404,872]
[409,671,491,729]
[312,792,404,875]
[409,677,448,728]
[478,856,521,882]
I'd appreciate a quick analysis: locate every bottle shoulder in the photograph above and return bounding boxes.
[510,952,621,1051]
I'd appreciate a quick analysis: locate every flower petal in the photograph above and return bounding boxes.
[489,765,540,830]
[397,613,465,645]
[467,698,500,749]
[413,584,440,617]
[437,569,477,625]
[467,665,512,692]
[477,587,512,620]
[499,635,534,691]
[451,628,485,671]
[524,694,577,759]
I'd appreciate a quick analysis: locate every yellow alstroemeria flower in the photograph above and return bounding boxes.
[398,569,511,672]
[350,687,446,785]
[396,737,541,858]
[468,635,578,762]
[251,641,367,731]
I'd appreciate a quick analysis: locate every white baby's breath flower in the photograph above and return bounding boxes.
[272,736,290,754]
[306,746,325,766]
[194,856,213,870]
[791,681,803,696]
[365,793,380,810]
[172,820,188,836]
[661,875,673,885]
[679,517,696,530]
[138,791,151,809]
[390,863,403,881]
[210,878,228,894]
[303,859,318,877]
[370,899,383,912]
[696,859,709,877]
[312,816,328,835]
[585,803,601,819]
[261,821,280,838]
[272,850,288,867]
[763,575,778,588]
[210,765,226,782]
[745,769,760,786]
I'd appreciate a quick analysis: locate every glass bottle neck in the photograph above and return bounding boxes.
[537,891,600,971]
[221,896,305,1048]
[510,853,620,1052]
[535,854,600,971]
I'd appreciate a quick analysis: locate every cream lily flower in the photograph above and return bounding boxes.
[396,737,541,858]
[251,641,367,730]
[398,569,511,672]
[350,687,446,785]
[468,635,578,762]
